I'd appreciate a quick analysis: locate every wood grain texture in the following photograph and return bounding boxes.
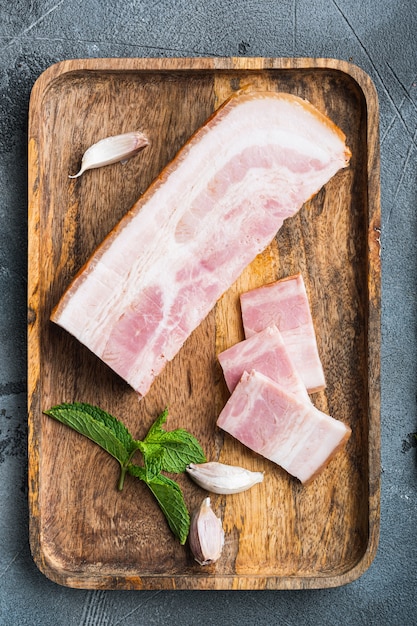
[28,57,380,589]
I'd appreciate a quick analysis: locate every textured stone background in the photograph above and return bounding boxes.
[0,1,416,624]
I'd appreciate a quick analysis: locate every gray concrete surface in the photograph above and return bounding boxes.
[0,1,416,624]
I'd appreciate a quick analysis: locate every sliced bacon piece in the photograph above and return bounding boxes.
[216,370,351,484]
[240,274,325,393]
[52,91,350,397]
[217,325,310,402]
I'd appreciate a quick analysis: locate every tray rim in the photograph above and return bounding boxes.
[27,56,381,590]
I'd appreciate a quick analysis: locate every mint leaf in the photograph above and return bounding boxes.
[136,441,165,481]
[157,429,206,472]
[128,464,190,544]
[126,462,147,481]
[74,403,136,453]
[144,406,170,437]
[45,402,137,464]
[142,408,206,473]
[146,474,190,545]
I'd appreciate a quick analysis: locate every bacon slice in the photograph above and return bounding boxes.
[52,91,350,397]
[218,325,310,402]
[240,274,326,393]
[217,370,351,484]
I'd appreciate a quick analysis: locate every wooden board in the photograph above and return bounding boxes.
[28,57,381,590]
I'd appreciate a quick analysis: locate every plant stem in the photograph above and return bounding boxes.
[118,465,127,491]
[118,448,139,491]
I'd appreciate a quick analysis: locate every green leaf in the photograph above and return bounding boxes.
[158,429,206,472]
[44,402,138,465]
[126,462,147,481]
[142,409,206,473]
[127,463,190,543]
[144,406,170,438]
[145,473,191,545]
[136,441,165,481]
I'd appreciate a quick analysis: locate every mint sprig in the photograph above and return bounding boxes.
[44,403,206,544]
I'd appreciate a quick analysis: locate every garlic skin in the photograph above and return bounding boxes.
[189,497,224,566]
[186,462,264,494]
[69,131,149,178]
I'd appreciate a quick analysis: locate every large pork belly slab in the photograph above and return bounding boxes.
[240,274,326,393]
[217,370,351,484]
[52,91,350,397]
[217,325,310,402]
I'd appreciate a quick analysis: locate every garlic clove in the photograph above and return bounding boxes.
[186,461,264,494]
[189,497,224,566]
[69,131,149,178]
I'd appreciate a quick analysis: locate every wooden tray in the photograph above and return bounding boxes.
[28,57,381,590]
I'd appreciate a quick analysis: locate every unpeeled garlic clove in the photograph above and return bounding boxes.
[186,461,264,494]
[189,497,224,566]
[69,131,149,178]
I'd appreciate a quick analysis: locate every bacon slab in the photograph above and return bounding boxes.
[217,370,351,484]
[52,91,350,397]
[218,325,310,401]
[240,274,326,393]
